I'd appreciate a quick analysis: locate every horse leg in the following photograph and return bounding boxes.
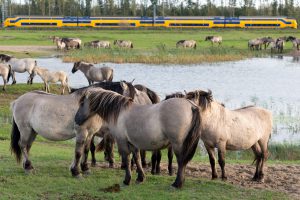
[151,151,157,175]
[70,130,88,177]
[258,139,269,182]
[90,135,97,167]
[132,148,145,183]
[172,154,186,188]
[217,143,227,180]
[19,129,37,173]
[155,150,162,174]
[205,144,218,179]
[140,150,147,168]
[121,152,132,185]
[61,81,65,95]
[80,134,94,175]
[104,133,115,168]
[12,71,16,84]
[2,78,6,91]
[251,142,262,181]
[168,146,174,176]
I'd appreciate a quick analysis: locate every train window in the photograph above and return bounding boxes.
[95,23,136,26]
[21,23,57,26]
[169,23,209,27]
[245,24,280,27]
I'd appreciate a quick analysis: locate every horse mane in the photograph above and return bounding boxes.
[134,84,160,104]
[165,92,185,100]
[71,81,136,99]
[79,88,133,123]
[185,90,213,111]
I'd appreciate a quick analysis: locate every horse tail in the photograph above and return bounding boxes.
[96,139,105,152]
[194,43,197,49]
[108,69,113,82]
[130,43,133,48]
[181,107,201,165]
[7,64,12,82]
[10,116,22,163]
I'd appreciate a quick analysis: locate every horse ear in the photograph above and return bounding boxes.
[120,81,128,90]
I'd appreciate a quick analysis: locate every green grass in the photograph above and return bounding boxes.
[0,140,289,200]
[0,29,299,63]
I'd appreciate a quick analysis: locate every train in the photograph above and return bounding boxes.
[3,16,298,29]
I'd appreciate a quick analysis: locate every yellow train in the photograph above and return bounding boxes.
[3,16,298,29]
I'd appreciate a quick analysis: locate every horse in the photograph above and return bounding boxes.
[176,40,197,49]
[114,40,133,48]
[0,63,12,91]
[150,92,184,176]
[52,37,82,47]
[32,66,70,95]
[64,40,80,50]
[85,40,111,49]
[0,54,37,84]
[286,36,300,50]
[275,38,285,53]
[205,36,222,46]
[89,84,159,168]
[53,37,66,50]
[260,37,273,50]
[248,39,263,50]
[10,81,137,177]
[75,88,201,188]
[72,61,113,85]
[185,90,272,182]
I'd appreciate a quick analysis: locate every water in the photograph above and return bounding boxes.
[11,56,300,144]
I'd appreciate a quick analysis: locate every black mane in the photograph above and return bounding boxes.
[71,81,136,99]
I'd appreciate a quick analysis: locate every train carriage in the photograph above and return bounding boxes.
[3,16,297,29]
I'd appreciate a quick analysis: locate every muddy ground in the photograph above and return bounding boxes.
[95,162,300,199]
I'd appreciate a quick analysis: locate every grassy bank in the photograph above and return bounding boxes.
[0,140,289,200]
[0,29,299,64]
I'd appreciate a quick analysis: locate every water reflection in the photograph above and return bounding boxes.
[10,56,300,144]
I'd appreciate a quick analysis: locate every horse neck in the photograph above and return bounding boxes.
[79,63,92,73]
[36,67,49,77]
[201,101,225,129]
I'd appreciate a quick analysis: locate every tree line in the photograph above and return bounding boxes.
[2,0,300,22]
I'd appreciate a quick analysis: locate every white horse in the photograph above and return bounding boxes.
[72,61,113,85]
[114,40,133,48]
[0,54,37,84]
[185,90,272,182]
[85,40,111,49]
[205,36,222,46]
[0,63,12,91]
[33,66,70,94]
[176,40,197,49]
[53,37,66,50]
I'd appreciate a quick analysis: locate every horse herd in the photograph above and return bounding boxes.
[0,54,273,188]
[248,36,300,53]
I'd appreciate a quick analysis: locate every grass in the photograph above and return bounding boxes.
[0,29,300,64]
[0,140,289,200]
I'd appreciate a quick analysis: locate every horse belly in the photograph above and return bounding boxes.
[226,133,259,150]
[30,106,76,141]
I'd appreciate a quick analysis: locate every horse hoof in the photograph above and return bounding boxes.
[82,170,91,176]
[91,162,96,167]
[109,163,114,168]
[73,174,82,179]
[222,177,228,181]
[171,182,182,189]
[24,169,34,175]
[123,180,130,185]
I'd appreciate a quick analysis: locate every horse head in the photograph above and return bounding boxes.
[286,36,296,42]
[72,61,81,73]
[120,81,137,99]
[185,89,213,111]
[113,40,118,45]
[75,88,133,125]
[0,54,12,63]
[205,36,213,41]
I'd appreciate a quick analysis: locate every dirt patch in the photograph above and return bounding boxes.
[100,184,121,193]
[0,45,57,56]
[94,162,300,199]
